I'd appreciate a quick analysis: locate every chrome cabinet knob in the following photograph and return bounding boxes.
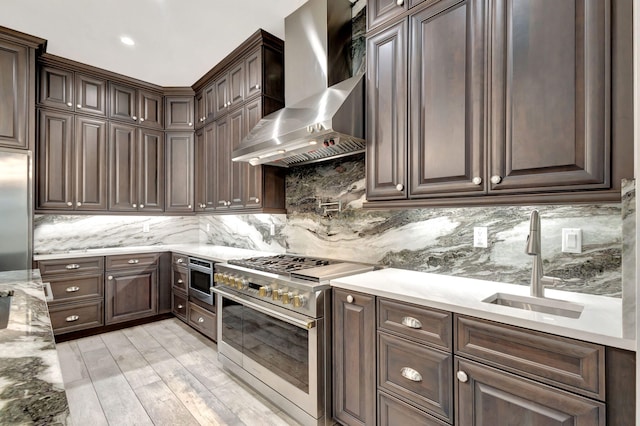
[396,0,404,5]
[255,198,260,203]
[254,84,260,90]
[177,304,184,309]
[108,275,113,280]
[66,102,73,107]
[472,177,482,185]
[66,201,72,207]
[132,116,137,120]
[490,175,502,184]
[456,371,469,383]
[396,183,404,191]
[187,204,192,209]
[133,203,137,208]
[140,117,145,122]
[198,317,205,323]
[177,279,183,284]
[177,258,184,264]
[188,122,193,126]
[76,202,82,207]
[76,104,82,108]
[140,204,144,209]
[346,295,354,304]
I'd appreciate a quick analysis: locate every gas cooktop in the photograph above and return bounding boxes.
[227,254,337,275]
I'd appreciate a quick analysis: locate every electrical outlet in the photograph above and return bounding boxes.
[474,226,488,248]
[270,224,276,236]
[142,223,149,233]
[562,228,582,253]
[206,223,210,232]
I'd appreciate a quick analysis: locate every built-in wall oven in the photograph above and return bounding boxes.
[188,257,215,306]
[213,255,373,426]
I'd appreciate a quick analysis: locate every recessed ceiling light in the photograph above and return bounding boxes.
[120,36,135,46]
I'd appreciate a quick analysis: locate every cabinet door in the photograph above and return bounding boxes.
[204,83,216,122]
[165,132,194,212]
[228,62,245,108]
[489,0,610,193]
[75,73,107,116]
[194,124,216,211]
[105,269,158,324]
[195,91,205,128]
[368,0,408,31]
[366,20,408,201]
[165,96,194,130]
[108,122,137,211]
[245,48,262,99]
[109,83,137,123]
[214,117,231,210]
[214,74,229,119]
[137,128,164,212]
[39,66,74,111]
[137,90,163,129]
[244,98,263,208]
[0,39,28,149]
[409,0,485,197]
[75,116,108,210]
[455,357,605,426]
[37,110,74,210]
[333,289,376,426]
[229,108,244,209]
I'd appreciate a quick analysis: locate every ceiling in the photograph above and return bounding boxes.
[0,0,309,87]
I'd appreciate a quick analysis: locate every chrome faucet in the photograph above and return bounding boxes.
[525,210,545,298]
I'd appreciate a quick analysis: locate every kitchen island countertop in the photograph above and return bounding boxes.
[0,269,70,424]
[331,268,635,351]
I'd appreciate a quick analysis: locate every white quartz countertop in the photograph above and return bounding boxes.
[33,244,279,263]
[331,268,635,351]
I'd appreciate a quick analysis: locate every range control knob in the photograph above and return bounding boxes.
[272,289,283,301]
[236,278,248,290]
[213,273,221,283]
[259,286,272,297]
[282,292,293,304]
[293,295,306,308]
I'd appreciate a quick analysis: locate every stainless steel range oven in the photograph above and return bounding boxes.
[213,255,373,426]
[188,257,215,306]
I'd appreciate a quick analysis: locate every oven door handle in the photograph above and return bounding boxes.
[214,288,316,330]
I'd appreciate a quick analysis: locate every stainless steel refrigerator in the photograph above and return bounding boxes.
[0,148,32,271]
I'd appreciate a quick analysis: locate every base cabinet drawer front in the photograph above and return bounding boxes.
[455,357,605,426]
[378,332,452,422]
[378,298,452,350]
[38,256,104,275]
[188,302,216,341]
[47,273,104,303]
[49,300,104,334]
[455,315,605,400]
[172,291,187,322]
[172,267,188,292]
[105,253,159,270]
[172,253,188,268]
[105,270,158,324]
[378,392,449,426]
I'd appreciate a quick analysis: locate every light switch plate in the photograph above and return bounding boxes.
[474,227,488,248]
[562,228,582,253]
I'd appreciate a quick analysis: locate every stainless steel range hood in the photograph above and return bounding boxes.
[232,0,364,167]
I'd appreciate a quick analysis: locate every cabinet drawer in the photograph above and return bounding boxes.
[378,391,448,426]
[378,332,452,422]
[378,298,452,350]
[172,253,188,268]
[172,268,188,292]
[46,273,104,303]
[188,303,216,341]
[455,315,605,400]
[38,256,104,275]
[105,253,158,270]
[48,300,104,335]
[172,291,187,322]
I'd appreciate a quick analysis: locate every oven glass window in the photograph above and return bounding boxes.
[243,307,309,393]
[190,269,211,295]
[221,297,243,353]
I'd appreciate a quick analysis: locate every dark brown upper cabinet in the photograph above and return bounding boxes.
[368,0,409,31]
[213,116,231,210]
[165,132,194,213]
[0,28,44,150]
[39,67,108,117]
[108,122,164,212]
[37,109,108,211]
[110,83,163,128]
[214,61,245,119]
[228,107,245,209]
[194,123,216,211]
[165,96,195,130]
[194,91,205,129]
[244,48,262,99]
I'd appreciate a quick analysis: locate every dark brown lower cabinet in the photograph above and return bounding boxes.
[455,357,605,425]
[172,290,188,323]
[105,268,158,324]
[378,392,448,426]
[48,300,104,335]
[187,302,216,341]
[332,288,376,426]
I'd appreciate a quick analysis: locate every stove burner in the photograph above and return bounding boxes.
[228,254,335,275]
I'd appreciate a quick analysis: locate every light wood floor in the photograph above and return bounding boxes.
[56,318,300,426]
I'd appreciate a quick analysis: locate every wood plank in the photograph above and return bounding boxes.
[134,379,200,426]
[63,378,108,426]
[55,341,90,385]
[100,330,161,389]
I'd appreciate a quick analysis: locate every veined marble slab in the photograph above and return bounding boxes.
[0,269,70,424]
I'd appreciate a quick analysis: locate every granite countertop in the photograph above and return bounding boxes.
[331,268,635,351]
[0,269,70,425]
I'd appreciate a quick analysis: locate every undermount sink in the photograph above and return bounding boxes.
[482,292,584,319]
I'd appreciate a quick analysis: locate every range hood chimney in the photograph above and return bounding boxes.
[232,0,364,167]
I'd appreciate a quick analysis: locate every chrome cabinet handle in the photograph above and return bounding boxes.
[177,304,184,309]
[65,264,80,270]
[396,183,404,191]
[65,286,80,293]
[346,295,354,304]
[198,317,205,323]
[457,371,469,383]
[128,259,139,264]
[401,316,423,329]
[490,175,502,184]
[400,367,422,382]
[177,258,184,264]
[108,275,113,280]
[472,177,482,185]
[66,102,73,107]
[65,315,79,322]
